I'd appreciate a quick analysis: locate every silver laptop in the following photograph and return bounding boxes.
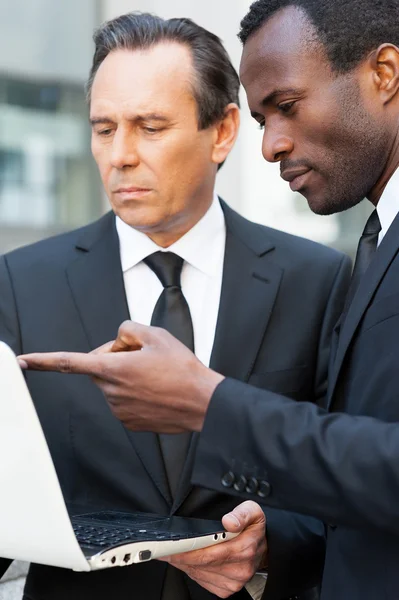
[0,341,236,572]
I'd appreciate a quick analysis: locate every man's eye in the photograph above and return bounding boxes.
[144,127,160,134]
[278,101,296,114]
[98,129,113,136]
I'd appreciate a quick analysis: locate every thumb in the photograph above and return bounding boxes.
[111,320,151,352]
[222,501,266,533]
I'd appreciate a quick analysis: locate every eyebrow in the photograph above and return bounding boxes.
[250,88,303,118]
[89,114,170,126]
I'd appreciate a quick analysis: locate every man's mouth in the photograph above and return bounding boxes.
[114,187,152,199]
[281,167,312,192]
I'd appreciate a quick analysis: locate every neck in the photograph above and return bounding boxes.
[368,131,399,206]
[145,197,214,248]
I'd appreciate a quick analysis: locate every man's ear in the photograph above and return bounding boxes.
[371,44,399,104]
[211,103,240,166]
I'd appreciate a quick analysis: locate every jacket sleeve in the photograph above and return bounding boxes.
[259,255,352,598]
[192,377,399,535]
[0,255,21,353]
[262,509,325,599]
[0,255,21,577]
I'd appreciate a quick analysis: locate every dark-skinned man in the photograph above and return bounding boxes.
[0,10,352,600]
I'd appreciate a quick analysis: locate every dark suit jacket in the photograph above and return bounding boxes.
[0,201,350,600]
[193,210,399,600]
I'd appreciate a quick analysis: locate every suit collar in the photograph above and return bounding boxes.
[376,166,399,244]
[220,199,275,257]
[210,200,280,379]
[68,212,129,350]
[329,210,399,406]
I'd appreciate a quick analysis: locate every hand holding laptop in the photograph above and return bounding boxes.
[159,501,267,598]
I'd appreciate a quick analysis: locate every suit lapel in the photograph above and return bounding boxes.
[173,202,282,511]
[328,212,399,409]
[66,212,172,507]
[66,212,129,349]
[325,314,343,405]
[208,203,281,380]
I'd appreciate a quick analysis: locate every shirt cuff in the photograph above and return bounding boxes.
[245,573,268,600]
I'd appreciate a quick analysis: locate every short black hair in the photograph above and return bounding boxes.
[239,0,399,73]
[87,12,240,130]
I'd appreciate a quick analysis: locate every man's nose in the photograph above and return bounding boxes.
[262,127,294,163]
[110,130,140,170]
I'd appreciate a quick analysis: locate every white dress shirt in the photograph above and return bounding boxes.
[116,193,225,367]
[116,196,265,600]
[377,167,399,245]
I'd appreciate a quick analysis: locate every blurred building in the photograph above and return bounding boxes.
[0,0,102,254]
[0,0,371,260]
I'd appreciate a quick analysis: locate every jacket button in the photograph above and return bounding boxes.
[234,475,248,492]
[221,471,236,488]
[257,480,272,498]
[246,477,259,494]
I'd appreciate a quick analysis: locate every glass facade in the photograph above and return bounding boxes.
[0,0,102,254]
[0,0,369,259]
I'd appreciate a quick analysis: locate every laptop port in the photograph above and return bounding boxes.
[139,550,152,561]
[123,554,131,563]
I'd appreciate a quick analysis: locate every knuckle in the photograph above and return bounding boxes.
[228,580,244,595]
[97,356,117,382]
[198,553,212,567]
[187,566,200,580]
[99,363,113,381]
[153,325,170,342]
[58,353,72,373]
[118,320,132,333]
[242,564,256,581]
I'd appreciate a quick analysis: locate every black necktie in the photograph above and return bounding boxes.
[144,251,194,498]
[344,209,381,310]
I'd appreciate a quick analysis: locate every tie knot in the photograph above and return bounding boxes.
[144,251,184,288]
[363,210,381,236]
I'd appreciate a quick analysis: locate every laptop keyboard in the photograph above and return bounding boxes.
[72,522,189,548]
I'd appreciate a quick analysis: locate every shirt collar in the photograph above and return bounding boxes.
[376,167,399,242]
[116,193,225,276]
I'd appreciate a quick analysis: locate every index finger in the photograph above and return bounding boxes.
[17,351,103,376]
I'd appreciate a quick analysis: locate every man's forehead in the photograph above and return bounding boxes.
[240,6,317,85]
[91,43,195,98]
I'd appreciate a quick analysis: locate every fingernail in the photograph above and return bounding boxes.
[227,513,240,527]
[18,359,28,370]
